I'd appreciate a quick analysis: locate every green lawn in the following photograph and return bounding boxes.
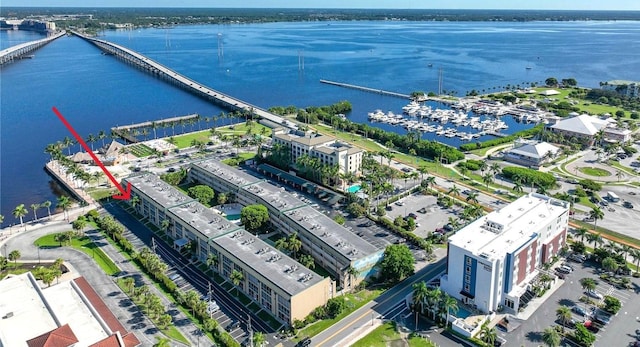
[216,123,271,137]
[532,87,628,118]
[351,322,437,347]
[86,187,118,201]
[34,233,120,276]
[297,289,384,340]
[578,167,612,177]
[221,152,256,166]
[171,130,211,149]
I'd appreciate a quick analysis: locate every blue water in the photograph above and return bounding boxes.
[2,20,640,226]
[347,185,362,193]
[225,214,241,221]
[456,306,472,319]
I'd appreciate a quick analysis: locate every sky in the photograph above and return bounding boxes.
[3,0,640,10]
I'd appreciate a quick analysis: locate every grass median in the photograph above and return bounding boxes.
[34,233,120,276]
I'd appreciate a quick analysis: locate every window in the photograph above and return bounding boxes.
[464,275,471,283]
[465,266,471,275]
[464,284,470,292]
[466,257,472,265]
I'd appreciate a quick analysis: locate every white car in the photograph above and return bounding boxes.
[586,291,603,300]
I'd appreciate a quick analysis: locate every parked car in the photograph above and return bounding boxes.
[408,212,418,219]
[594,310,611,325]
[395,201,405,206]
[444,224,455,232]
[559,265,573,273]
[568,254,586,263]
[586,290,603,300]
[226,320,241,332]
[297,338,312,347]
[624,201,634,209]
[572,305,586,316]
[599,200,609,206]
[556,267,571,274]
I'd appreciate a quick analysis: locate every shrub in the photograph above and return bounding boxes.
[502,166,555,188]
[603,295,621,314]
[578,179,602,192]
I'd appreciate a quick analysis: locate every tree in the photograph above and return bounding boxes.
[57,196,72,221]
[217,192,228,206]
[572,324,596,347]
[122,277,135,294]
[542,327,561,347]
[346,202,366,217]
[545,77,558,87]
[230,269,244,296]
[579,277,596,293]
[30,203,40,221]
[442,294,458,328]
[287,232,302,259]
[412,281,429,328]
[8,250,21,265]
[13,204,28,229]
[556,305,572,328]
[240,204,269,232]
[447,184,460,197]
[153,337,171,347]
[0,256,7,271]
[479,323,497,346]
[187,185,215,205]
[482,172,494,189]
[589,206,604,231]
[157,314,172,330]
[587,233,603,251]
[299,254,315,269]
[253,332,266,347]
[631,249,640,274]
[466,191,479,204]
[380,244,415,283]
[575,227,589,244]
[601,257,618,273]
[206,253,218,270]
[42,200,52,219]
[72,216,88,237]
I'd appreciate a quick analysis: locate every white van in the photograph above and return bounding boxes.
[606,191,620,202]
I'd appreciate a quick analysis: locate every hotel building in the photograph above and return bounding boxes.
[440,193,570,314]
[122,173,332,325]
[272,129,364,175]
[188,159,383,288]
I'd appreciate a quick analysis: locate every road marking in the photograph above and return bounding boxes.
[315,265,444,347]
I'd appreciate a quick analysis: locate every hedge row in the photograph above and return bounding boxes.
[459,124,543,151]
[501,166,555,188]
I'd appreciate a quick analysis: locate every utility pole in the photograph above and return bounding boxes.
[151,237,157,254]
[208,282,213,318]
[248,313,253,347]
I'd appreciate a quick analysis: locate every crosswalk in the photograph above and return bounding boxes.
[572,281,632,339]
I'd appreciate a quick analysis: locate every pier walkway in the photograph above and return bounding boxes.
[71,31,295,130]
[111,114,199,143]
[320,79,412,99]
[0,31,66,66]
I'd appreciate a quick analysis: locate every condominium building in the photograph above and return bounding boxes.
[440,193,569,315]
[188,159,383,288]
[601,80,639,98]
[272,129,364,174]
[122,173,332,325]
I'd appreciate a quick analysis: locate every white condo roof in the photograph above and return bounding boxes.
[508,141,560,160]
[449,193,569,260]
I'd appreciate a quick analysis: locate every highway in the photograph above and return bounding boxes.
[0,31,66,65]
[312,258,446,347]
[71,31,296,131]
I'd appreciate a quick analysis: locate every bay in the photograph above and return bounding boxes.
[1,20,639,226]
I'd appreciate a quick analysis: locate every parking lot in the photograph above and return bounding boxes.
[503,256,640,347]
[383,193,459,239]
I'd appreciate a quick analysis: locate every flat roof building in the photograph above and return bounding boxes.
[440,193,569,315]
[272,129,364,175]
[122,173,332,325]
[188,159,383,289]
[0,272,139,347]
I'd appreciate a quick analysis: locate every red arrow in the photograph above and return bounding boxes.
[52,107,131,201]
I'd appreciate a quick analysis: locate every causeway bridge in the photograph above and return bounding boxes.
[0,31,66,66]
[71,31,295,130]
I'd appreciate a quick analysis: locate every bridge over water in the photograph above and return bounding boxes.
[0,31,66,66]
[71,31,295,130]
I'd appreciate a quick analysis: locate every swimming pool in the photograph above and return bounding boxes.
[455,306,472,319]
[347,185,361,193]
[225,214,241,221]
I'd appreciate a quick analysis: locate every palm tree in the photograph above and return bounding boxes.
[86,133,97,151]
[479,323,497,346]
[513,181,524,194]
[412,281,429,329]
[122,277,135,294]
[425,176,436,189]
[62,136,74,155]
[287,232,302,258]
[575,227,589,244]
[482,172,494,189]
[30,203,40,222]
[253,332,266,347]
[346,266,359,288]
[490,163,501,175]
[274,237,288,251]
[418,166,429,180]
[587,233,603,251]
[442,294,459,328]
[230,269,244,296]
[448,184,460,197]
[589,206,604,231]
[8,250,21,265]
[631,249,640,274]
[57,196,72,221]
[466,191,479,204]
[206,253,218,270]
[556,306,572,328]
[13,204,28,229]
[98,130,107,148]
[542,327,561,347]
[579,277,597,293]
[153,336,171,347]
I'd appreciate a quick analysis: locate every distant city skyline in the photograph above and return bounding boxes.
[3,0,640,10]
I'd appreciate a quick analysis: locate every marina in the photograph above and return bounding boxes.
[368,99,549,141]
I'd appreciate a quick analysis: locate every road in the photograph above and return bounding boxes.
[0,222,167,346]
[312,258,446,347]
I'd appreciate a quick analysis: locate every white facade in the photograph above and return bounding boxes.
[440,193,569,314]
[272,130,364,174]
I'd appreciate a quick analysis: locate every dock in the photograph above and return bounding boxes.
[320,79,412,99]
